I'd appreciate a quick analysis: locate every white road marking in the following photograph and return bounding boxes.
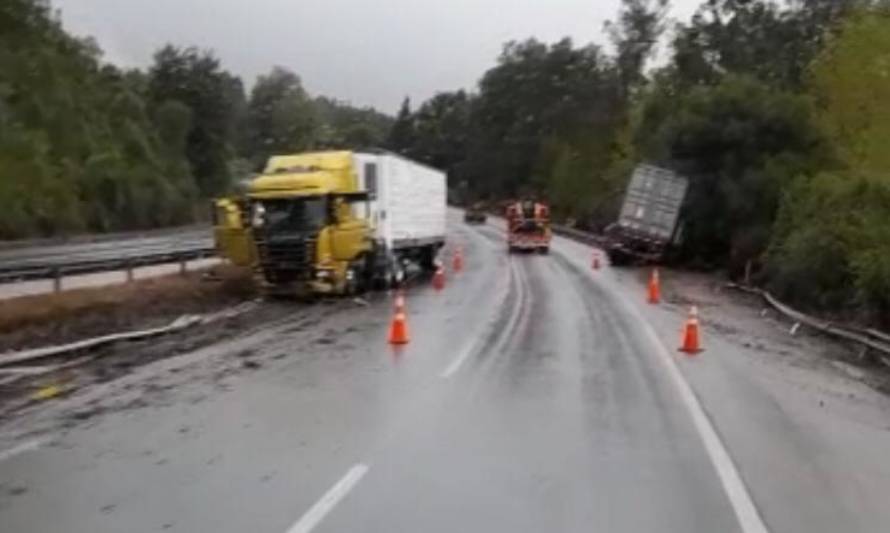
[606,272,771,533]
[441,340,479,379]
[286,463,369,533]
[548,235,769,532]
[0,439,45,464]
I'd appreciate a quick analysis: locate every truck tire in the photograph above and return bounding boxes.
[539,247,550,255]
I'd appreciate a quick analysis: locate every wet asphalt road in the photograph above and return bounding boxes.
[2,213,890,532]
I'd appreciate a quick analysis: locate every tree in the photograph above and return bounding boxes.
[0,0,196,238]
[148,45,243,196]
[387,97,416,155]
[636,75,825,267]
[767,6,890,320]
[671,0,856,90]
[808,6,890,175]
[465,38,624,204]
[244,66,317,168]
[605,0,671,94]
[410,91,472,177]
[313,96,393,149]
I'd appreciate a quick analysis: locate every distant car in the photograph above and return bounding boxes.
[464,204,487,224]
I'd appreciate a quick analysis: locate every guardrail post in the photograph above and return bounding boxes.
[52,267,62,293]
[125,261,134,283]
[179,259,187,275]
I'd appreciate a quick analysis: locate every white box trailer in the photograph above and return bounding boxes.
[352,152,447,254]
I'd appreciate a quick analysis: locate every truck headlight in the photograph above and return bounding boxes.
[251,203,266,228]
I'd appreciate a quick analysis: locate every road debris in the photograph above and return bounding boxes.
[31,385,63,401]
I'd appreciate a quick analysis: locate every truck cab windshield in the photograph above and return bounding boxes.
[259,198,327,233]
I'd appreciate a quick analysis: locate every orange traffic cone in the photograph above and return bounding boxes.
[432,266,445,291]
[647,268,661,304]
[592,253,601,270]
[679,306,702,354]
[452,247,464,272]
[388,307,410,345]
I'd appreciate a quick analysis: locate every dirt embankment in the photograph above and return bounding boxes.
[0,265,257,353]
[641,267,890,395]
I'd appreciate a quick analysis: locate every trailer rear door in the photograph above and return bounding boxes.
[617,165,688,241]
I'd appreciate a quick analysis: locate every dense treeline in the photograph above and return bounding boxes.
[388,0,890,323]
[0,0,392,240]
[5,0,890,321]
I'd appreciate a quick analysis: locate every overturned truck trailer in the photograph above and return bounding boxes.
[604,164,688,265]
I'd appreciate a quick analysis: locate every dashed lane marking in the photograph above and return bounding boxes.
[285,463,369,533]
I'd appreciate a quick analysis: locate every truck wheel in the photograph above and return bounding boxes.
[539,247,550,255]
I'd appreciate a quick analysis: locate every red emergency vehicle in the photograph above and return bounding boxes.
[505,200,551,254]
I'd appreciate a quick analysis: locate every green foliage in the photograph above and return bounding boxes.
[768,6,890,320]
[0,0,196,239]
[469,38,624,199]
[405,91,472,178]
[769,172,890,312]
[636,75,825,265]
[387,0,890,324]
[147,45,245,197]
[243,67,317,168]
[239,68,394,168]
[0,1,394,239]
[314,96,393,149]
[384,38,628,215]
[605,0,670,93]
[808,7,890,174]
[390,0,669,219]
[671,0,855,89]
[387,98,416,155]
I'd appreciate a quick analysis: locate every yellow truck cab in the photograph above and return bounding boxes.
[214,150,446,296]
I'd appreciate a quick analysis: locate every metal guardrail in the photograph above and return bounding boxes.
[0,247,217,284]
[725,283,890,365]
[0,228,217,287]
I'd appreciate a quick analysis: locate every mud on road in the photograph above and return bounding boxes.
[0,293,370,440]
[0,266,258,353]
[0,262,382,425]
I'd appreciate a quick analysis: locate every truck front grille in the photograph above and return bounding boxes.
[254,233,315,282]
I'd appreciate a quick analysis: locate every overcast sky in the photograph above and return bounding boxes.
[53,0,702,113]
